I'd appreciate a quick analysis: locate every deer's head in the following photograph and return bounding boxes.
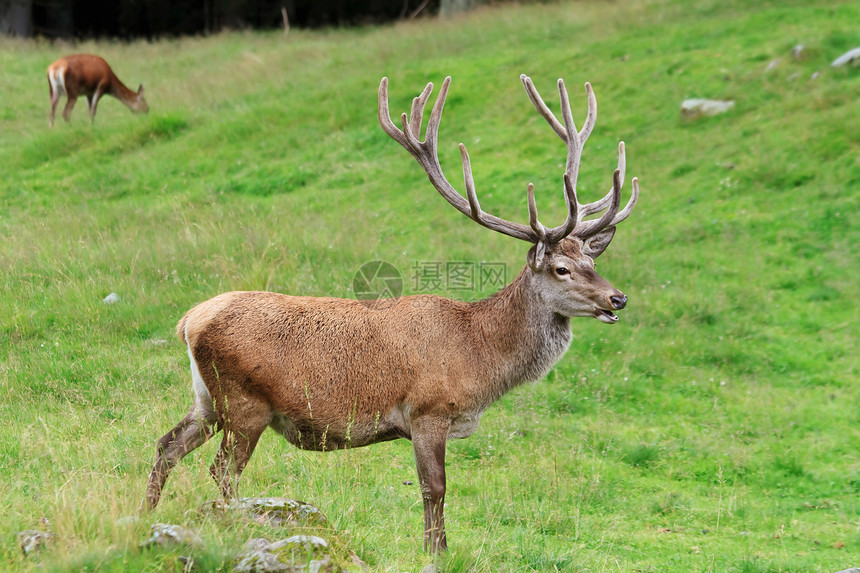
[379,75,638,323]
[133,85,149,114]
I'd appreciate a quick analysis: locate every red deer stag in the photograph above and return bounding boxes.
[47,54,148,127]
[142,75,639,553]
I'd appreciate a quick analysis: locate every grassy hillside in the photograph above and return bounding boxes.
[1,0,858,571]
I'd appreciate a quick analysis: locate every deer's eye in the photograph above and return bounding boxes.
[555,267,570,276]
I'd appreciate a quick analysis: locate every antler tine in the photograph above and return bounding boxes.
[459,143,482,220]
[520,74,567,142]
[409,83,434,141]
[557,79,581,179]
[378,76,537,243]
[378,77,409,150]
[578,141,626,219]
[579,82,597,145]
[611,176,639,226]
[576,141,638,230]
[541,173,579,243]
[573,169,623,238]
[527,183,546,240]
[423,75,452,159]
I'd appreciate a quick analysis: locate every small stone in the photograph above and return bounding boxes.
[18,530,54,556]
[681,99,735,119]
[269,535,329,552]
[832,47,860,67]
[791,44,807,60]
[243,537,273,552]
[141,523,203,549]
[116,515,140,526]
[103,292,120,304]
[233,535,335,573]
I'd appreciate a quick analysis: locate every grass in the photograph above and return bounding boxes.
[1,0,859,570]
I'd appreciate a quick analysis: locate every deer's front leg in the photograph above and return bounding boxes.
[411,416,449,553]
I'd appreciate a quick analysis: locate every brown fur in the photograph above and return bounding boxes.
[47,54,148,127]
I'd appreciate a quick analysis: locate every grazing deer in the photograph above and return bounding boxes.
[142,74,639,553]
[47,54,148,127]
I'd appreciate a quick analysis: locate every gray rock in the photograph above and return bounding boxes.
[834,569,860,573]
[103,292,120,304]
[116,515,140,526]
[233,535,336,573]
[274,535,329,550]
[202,497,327,527]
[141,523,203,549]
[681,99,735,119]
[832,47,860,67]
[18,530,54,556]
[791,44,807,60]
[764,58,781,72]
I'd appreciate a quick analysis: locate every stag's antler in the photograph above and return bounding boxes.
[378,75,638,244]
[520,75,639,239]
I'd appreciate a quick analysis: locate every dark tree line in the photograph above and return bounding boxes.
[0,0,479,39]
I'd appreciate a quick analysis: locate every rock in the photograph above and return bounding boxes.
[680,99,735,119]
[141,523,204,549]
[275,535,329,551]
[18,530,54,556]
[234,548,292,572]
[201,497,328,528]
[791,44,807,60]
[103,292,120,304]
[834,569,860,573]
[233,535,337,573]
[764,58,780,72]
[832,47,860,67]
[116,515,140,526]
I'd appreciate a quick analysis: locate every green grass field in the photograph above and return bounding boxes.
[1,0,858,570]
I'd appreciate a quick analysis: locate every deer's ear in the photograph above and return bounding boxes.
[528,241,546,271]
[582,226,616,259]
[138,85,145,96]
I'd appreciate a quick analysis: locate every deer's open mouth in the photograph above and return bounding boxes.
[595,308,619,324]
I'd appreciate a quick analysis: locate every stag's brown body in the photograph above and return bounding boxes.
[47,54,148,127]
[143,74,639,553]
[179,263,577,448]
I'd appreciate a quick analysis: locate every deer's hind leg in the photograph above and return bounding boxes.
[142,405,217,511]
[62,95,78,123]
[49,83,61,127]
[209,391,272,501]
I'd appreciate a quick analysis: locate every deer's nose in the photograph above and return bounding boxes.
[610,294,627,310]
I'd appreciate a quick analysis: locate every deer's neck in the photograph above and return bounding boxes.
[469,267,572,399]
[108,74,139,107]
